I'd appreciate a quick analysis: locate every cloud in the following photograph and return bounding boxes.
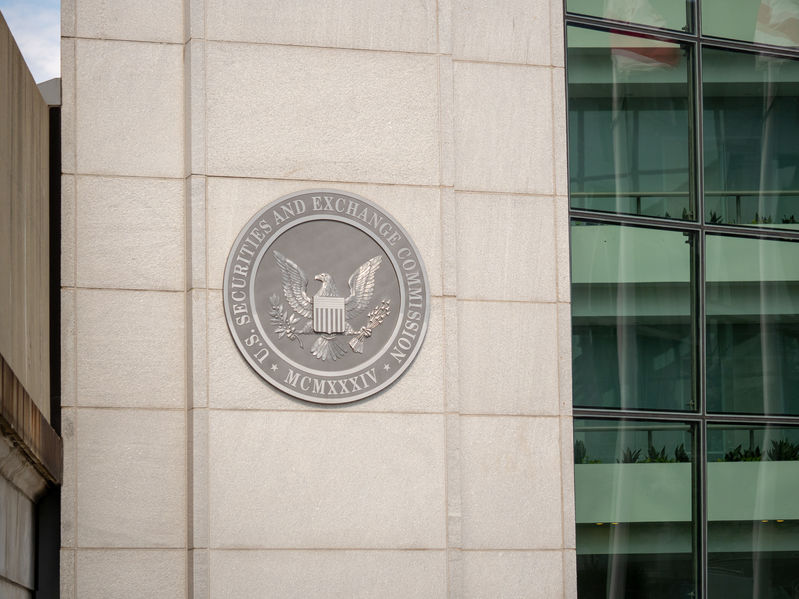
[1,0,60,82]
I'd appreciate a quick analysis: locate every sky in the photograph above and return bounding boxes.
[1,0,60,82]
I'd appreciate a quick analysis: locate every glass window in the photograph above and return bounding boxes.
[707,425,799,597]
[574,419,697,598]
[567,0,691,33]
[702,0,799,48]
[571,221,694,411]
[568,26,693,220]
[566,3,799,597]
[706,235,799,415]
[703,48,799,229]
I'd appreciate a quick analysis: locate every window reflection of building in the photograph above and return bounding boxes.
[566,2,799,597]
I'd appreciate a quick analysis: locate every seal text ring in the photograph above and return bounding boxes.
[223,189,430,404]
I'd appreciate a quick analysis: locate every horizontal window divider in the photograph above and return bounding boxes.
[564,14,698,44]
[569,210,702,230]
[565,15,799,61]
[574,408,799,426]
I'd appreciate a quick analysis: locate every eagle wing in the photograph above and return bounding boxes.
[345,256,382,319]
[273,251,312,319]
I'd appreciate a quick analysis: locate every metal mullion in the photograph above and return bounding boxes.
[569,209,703,231]
[704,413,799,426]
[700,37,799,61]
[698,418,708,599]
[573,407,704,422]
[702,223,799,241]
[564,13,699,45]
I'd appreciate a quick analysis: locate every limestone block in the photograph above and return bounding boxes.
[455,192,556,301]
[458,301,559,415]
[462,550,564,598]
[453,0,552,65]
[76,549,186,599]
[76,289,185,409]
[205,0,437,53]
[61,175,75,286]
[460,415,563,549]
[76,409,186,548]
[454,62,553,194]
[75,40,184,178]
[76,0,184,43]
[205,43,439,185]
[210,550,447,598]
[209,411,445,548]
[76,176,185,290]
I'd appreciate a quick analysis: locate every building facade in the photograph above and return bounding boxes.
[59,1,574,597]
[0,0,792,597]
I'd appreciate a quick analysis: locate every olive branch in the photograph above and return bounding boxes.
[269,294,303,348]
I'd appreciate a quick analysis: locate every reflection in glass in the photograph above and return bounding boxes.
[703,48,799,229]
[707,425,799,598]
[703,0,799,48]
[567,0,689,32]
[574,419,696,598]
[706,235,799,415]
[567,26,692,220]
[571,221,694,411]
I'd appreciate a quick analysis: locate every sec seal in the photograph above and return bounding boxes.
[223,189,430,404]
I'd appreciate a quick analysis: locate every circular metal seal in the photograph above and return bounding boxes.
[223,189,430,404]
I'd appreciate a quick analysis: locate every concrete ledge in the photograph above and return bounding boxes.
[0,354,62,487]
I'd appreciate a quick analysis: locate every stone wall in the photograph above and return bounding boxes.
[60,1,575,597]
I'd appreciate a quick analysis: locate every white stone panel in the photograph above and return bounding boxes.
[205,43,439,184]
[462,551,564,598]
[558,303,573,415]
[452,0,552,65]
[460,415,563,549]
[456,193,556,301]
[551,0,566,67]
[205,178,442,295]
[209,411,445,548]
[209,550,446,598]
[60,549,75,599]
[61,290,76,407]
[454,62,553,194]
[60,39,75,174]
[206,0,437,53]
[76,550,186,599]
[207,290,444,413]
[75,40,184,178]
[553,68,569,197]
[61,175,75,287]
[76,0,184,43]
[459,301,558,415]
[76,409,186,548]
[76,289,185,408]
[556,196,571,302]
[76,176,185,290]
[561,416,577,549]
[61,408,76,548]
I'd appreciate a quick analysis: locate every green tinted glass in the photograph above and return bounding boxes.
[703,48,799,229]
[571,221,695,411]
[707,424,799,597]
[574,419,697,598]
[568,26,693,220]
[702,0,799,48]
[706,235,799,415]
[567,0,690,32]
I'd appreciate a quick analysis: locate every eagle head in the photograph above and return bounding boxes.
[314,273,338,297]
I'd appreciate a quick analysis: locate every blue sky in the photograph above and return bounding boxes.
[1,0,60,82]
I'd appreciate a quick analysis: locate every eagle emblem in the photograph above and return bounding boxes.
[269,251,391,361]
